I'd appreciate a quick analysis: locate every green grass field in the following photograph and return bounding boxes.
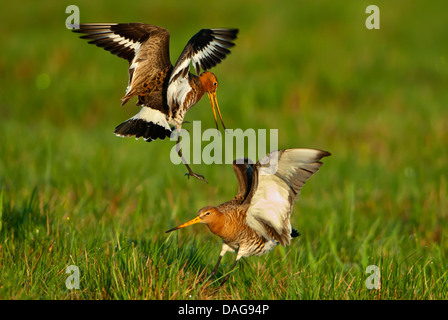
[1,0,447,300]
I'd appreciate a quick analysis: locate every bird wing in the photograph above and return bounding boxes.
[169,28,238,82]
[231,158,255,203]
[243,149,331,246]
[166,28,238,125]
[73,23,172,105]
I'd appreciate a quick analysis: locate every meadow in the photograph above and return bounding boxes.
[0,0,447,300]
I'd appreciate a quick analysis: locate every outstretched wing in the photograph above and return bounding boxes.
[244,149,331,246]
[231,158,255,203]
[168,28,238,83]
[73,23,158,62]
[73,23,172,105]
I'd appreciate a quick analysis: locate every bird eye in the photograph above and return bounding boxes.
[205,212,211,216]
[213,82,217,86]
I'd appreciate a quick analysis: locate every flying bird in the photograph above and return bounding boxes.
[73,23,238,182]
[166,148,330,285]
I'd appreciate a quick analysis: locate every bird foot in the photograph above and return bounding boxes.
[185,171,208,183]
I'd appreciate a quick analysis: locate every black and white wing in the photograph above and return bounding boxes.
[168,28,238,83]
[166,28,238,122]
[243,149,331,246]
[73,23,172,105]
[231,157,255,203]
[73,23,157,62]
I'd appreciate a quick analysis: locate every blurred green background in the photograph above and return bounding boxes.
[0,0,447,299]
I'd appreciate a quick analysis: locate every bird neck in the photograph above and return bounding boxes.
[206,211,226,238]
[191,75,207,102]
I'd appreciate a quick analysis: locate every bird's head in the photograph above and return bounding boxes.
[199,72,226,131]
[199,71,218,93]
[165,206,223,234]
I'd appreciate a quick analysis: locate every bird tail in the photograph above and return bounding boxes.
[291,228,301,238]
[114,106,173,142]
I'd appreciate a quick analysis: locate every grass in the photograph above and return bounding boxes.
[1,0,447,299]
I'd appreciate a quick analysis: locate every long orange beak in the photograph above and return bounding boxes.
[165,216,202,233]
[207,92,226,131]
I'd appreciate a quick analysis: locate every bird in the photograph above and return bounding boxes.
[73,23,238,182]
[166,148,331,285]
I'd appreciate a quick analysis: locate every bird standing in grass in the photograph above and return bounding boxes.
[166,148,331,285]
[73,23,238,182]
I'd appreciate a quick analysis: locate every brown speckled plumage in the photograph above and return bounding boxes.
[73,23,238,181]
[167,149,331,284]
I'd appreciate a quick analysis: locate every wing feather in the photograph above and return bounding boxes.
[166,28,237,121]
[169,28,238,83]
[231,158,255,203]
[73,23,162,62]
[245,149,330,246]
[73,23,172,105]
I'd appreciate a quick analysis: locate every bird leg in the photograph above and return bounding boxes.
[219,258,240,287]
[210,243,231,277]
[210,255,223,277]
[175,132,208,183]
